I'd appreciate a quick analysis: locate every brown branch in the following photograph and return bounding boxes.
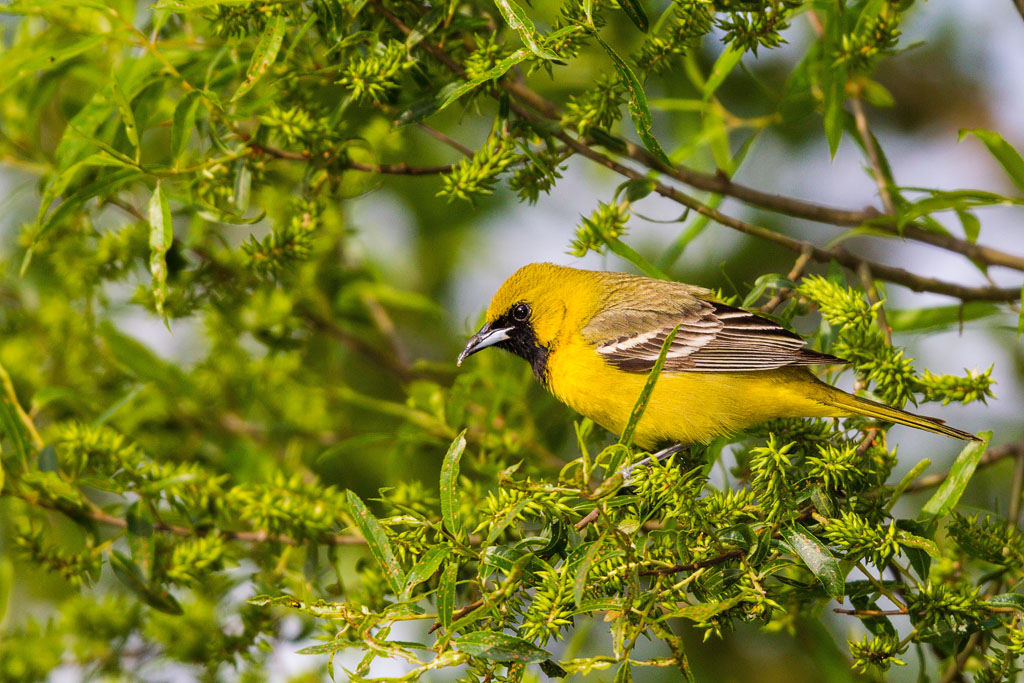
[428,598,485,634]
[758,244,815,313]
[903,441,1024,493]
[639,549,746,577]
[552,134,1020,302]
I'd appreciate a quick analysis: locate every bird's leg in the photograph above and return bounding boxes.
[620,443,687,484]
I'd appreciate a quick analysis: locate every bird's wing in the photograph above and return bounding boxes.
[583,299,847,373]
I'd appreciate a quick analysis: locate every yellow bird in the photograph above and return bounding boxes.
[457,263,978,450]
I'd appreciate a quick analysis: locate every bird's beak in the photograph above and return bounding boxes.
[457,322,513,366]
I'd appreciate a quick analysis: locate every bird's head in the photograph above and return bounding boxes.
[457,263,596,379]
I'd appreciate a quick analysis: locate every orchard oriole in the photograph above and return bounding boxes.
[457,263,979,449]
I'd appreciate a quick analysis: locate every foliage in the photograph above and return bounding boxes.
[0,0,1023,681]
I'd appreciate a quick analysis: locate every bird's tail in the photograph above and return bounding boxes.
[825,390,980,442]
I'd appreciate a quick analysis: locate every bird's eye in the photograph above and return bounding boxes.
[512,303,530,322]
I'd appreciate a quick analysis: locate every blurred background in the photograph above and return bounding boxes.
[1,0,1023,680]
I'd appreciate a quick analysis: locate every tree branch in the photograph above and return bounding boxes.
[639,549,746,576]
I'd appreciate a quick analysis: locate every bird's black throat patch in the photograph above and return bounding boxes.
[493,307,550,382]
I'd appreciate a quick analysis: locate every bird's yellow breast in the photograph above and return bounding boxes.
[545,333,834,449]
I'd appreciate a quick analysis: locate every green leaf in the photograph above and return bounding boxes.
[896,531,940,558]
[887,303,1000,333]
[781,525,844,601]
[956,209,981,243]
[406,5,446,48]
[0,557,12,623]
[823,68,845,158]
[573,541,602,607]
[440,430,466,537]
[919,431,992,522]
[987,593,1024,611]
[171,91,202,164]
[0,34,105,97]
[885,458,931,512]
[110,77,140,162]
[153,0,255,8]
[345,490,405,595]
[436,48,531,113]
[0,388,32,471]
[454,631,552,663]
[233,160,252,213]
[437,562,458,631]
[614,661,633,683]
[297,639,350,655]
[593,33,671,166]
[703,44,744,102]
[98,322,191,392]
[493,0,559,61]
[233,13,287,101]
[148,182,173,323]
[619,0,649,32]
[665,596,742,622]
[109,551,182,615]
[959,128,1024,195]
[401,543,451,599]
[619,323,680,448]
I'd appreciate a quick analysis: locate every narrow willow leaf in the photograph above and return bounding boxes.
[148,182,173,322]
[233,160,252,213]
[436,48,531,113]
[897,531,940,558]
[920,431,992,522]
[454,631,552,663]
[987,593,1024,611]
[619,323,680,447]
[406,5,445,47]
[823,68,845,158]
[297,639,350,655]
[885,458,931,512]
[99,322,191,391]
[619,0,649,32]
[959,128,1024,195]
[0,34,104,97]
[154,0,255,8]
[0,389,32,470]
[437,562,458,630]
[109,551,182,615]
[614,662,633,683]
[782,525,844,600]
[111,77,140,162]
[171,91,202,163]
[593,33,671,166]
[346,490,405,595]
[401,543,451,599]
[440,430,466,537]
[233,13,287,101]
[493,0,558,61]
[573,541,602,607]
[956,208,981,243]
[0,557,11,623]
[664,595,742,622]
[887,303,1000,333]
[703,44,744,101]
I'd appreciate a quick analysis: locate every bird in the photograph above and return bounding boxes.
[457,263,979,452]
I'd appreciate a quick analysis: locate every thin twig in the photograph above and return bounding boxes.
[0,359,44,450]
[759,244,815,313]
[639,549,745,577]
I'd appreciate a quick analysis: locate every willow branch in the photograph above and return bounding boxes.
[552,133,1020,302]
